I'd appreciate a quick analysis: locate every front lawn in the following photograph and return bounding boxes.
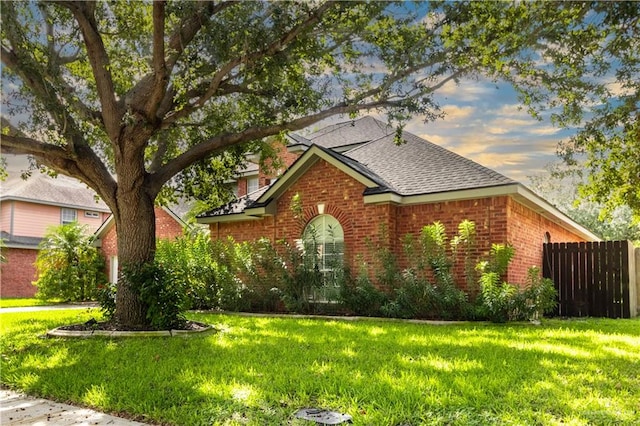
[0,297,61,308]
[1,310,639,425]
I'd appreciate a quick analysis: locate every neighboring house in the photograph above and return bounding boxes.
[197,116,599,295]
[231,139,299,198]
[1,172,110,297]
[94,206,187,284]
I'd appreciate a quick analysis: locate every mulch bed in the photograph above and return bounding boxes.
[57,319,209,332]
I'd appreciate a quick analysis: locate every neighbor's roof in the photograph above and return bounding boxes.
[0,231,42,249]
[1,173,109,211]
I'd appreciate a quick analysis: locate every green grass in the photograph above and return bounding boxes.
[0,297,62,308]
[1,310,639,425]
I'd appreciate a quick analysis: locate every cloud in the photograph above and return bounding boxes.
[436,79,496,102]
[441,104,476,120]
[528,126,561,136]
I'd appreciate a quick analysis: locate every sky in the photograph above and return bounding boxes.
[309,76,573,186]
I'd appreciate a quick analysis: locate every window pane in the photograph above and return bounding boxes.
[302,214,344,301]
[61,208,77,224]
[247,177,259,193]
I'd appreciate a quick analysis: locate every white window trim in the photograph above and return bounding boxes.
[303,214,345,301]
[61,208,77,224]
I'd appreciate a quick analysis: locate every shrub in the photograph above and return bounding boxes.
[476,245,558,322]
[34,222,107,301]
[123,262,188,330]
[156,232,219,310]
[97,281,117,319]
[476,244,517,323]
[340,263,388,317]
[511,267,558,321]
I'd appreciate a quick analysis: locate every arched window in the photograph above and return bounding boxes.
[302,215,344,300]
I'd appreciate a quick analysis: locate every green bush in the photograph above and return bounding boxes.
[511,267,558,321]
[156,232,219,310]
[476,244,518,323]
[340,264,388,317]
[476,245,558,322]
[34,222,107,301]
[97,281,117,319]
[124,262,187,330]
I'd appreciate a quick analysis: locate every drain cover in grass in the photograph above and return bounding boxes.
[294,408,352,424]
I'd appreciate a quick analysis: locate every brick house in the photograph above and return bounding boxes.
[1,172,110,297]
[198,116,598,293]
[94,206,187,284]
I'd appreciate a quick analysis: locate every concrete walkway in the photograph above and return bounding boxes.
[0,389,150,425]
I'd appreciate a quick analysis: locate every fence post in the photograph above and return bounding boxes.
[634,246,639,317]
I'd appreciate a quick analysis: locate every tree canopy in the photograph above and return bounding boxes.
[2,0,637,327]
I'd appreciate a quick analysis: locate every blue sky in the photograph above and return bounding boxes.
[313,76,573,186]
[406,77,572,183]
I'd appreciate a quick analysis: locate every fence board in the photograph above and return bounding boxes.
[543,240,632,318]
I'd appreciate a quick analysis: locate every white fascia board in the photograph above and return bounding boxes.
[196,214,262,224]
[244,201,276,217]
[257,145,378,203]
[363,184,521,206]
[512,185,601,241]
[2,243,39,250]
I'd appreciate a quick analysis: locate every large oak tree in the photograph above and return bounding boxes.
[2,1,636,328]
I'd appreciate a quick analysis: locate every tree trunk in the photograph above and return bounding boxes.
[113,187,157,328]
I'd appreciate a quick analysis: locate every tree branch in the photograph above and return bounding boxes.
[143,0,168,120]
[192,1,340,110]
[2,133,118,209]
[149,99,399,195]
[59,1,122,141]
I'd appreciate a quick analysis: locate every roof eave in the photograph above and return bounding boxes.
[196,213,263,224]
[0,196,110,212]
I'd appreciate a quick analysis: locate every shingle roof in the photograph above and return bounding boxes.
[199,116,516,219]
[294,116,395,150]
[343,130,515,196]
[0,231,42,249]
[1,173,109,211]
[198,186,270,218]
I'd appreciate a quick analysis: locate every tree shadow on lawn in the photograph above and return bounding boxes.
[2,313,639,425]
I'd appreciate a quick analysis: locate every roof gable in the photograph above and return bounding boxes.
[197,144,389,222]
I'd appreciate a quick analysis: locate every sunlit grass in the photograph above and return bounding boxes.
[0,297,62,308]
[1,310,639,425]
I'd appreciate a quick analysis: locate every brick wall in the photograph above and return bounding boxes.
[506,197,586,285]
[1,248,38,297]
[211,160,590,293]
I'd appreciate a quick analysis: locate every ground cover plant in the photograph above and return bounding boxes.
[1,309,639,425]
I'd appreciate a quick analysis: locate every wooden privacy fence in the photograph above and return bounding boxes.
[542,241,638,318]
